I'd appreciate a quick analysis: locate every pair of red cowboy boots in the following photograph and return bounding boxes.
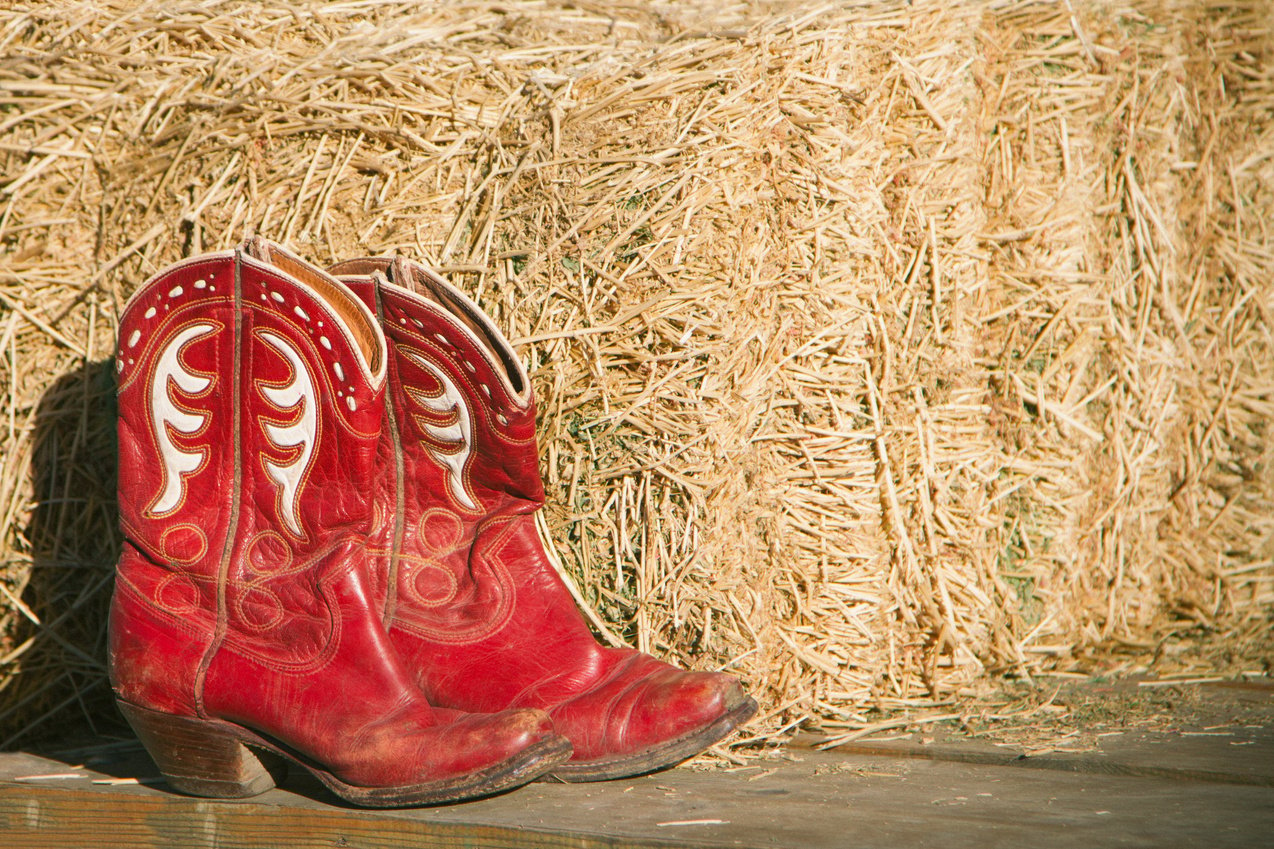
[109,237,755,806]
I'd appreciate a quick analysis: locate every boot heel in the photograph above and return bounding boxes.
[118,701,288,798]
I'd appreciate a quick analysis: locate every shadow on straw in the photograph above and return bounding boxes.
[2,359,124,750]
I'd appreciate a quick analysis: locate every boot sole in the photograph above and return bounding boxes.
[119,700,573,807]
[543,694,759,783]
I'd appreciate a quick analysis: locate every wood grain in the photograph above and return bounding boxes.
[4,736,1274,849]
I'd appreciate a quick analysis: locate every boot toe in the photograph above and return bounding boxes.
[615,664,749,751]
[549,652,755,779]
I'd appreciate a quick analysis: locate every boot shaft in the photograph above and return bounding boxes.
[116,241,386,661]
[330,258,557,646]
[331,257,543,509]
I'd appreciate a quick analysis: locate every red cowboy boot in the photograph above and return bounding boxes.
[110,238,570,806]
[329,256,757,781]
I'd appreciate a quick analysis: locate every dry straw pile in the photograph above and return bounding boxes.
[0,0,1270,747]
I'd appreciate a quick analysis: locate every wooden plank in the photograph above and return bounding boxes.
[814,678,1274,787]
[2,740,1273,849]
[822,722,1274,787]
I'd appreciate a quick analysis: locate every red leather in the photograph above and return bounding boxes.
[110,240,562,792]
[330,256,754,772]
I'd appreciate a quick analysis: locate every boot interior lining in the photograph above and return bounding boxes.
[247,239,382,375]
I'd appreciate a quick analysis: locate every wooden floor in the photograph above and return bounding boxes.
[2,680,1272,848]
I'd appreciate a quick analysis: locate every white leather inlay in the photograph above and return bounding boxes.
[403,350,477,511]
[149,323,216,515]
[258,331,317,538]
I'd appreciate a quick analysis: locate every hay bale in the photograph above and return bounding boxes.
[0,0,1270,747]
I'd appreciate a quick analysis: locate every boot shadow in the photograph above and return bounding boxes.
[2,359,125,752]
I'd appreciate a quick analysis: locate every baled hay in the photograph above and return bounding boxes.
[0,0,1271,747]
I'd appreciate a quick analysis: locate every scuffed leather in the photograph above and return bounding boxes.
[331,257,749,765]
[110,242,558,789]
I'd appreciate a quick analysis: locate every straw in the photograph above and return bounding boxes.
[0,0,1270,748]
